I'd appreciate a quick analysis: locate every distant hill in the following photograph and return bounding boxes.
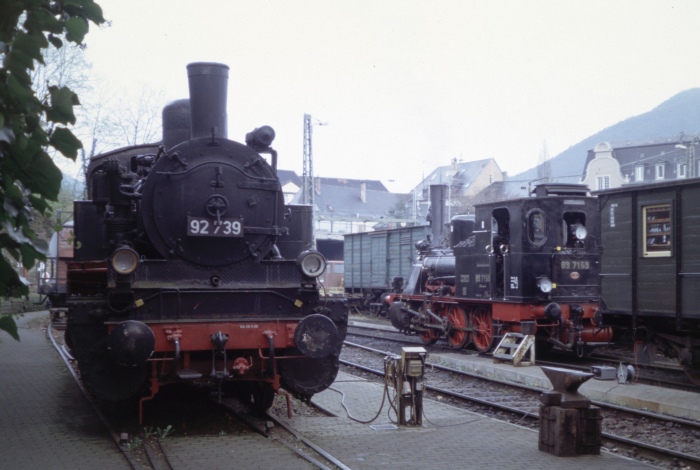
[510,88,700,189]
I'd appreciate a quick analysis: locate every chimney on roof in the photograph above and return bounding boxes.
[360,182,367,203]
[315,177,321,196]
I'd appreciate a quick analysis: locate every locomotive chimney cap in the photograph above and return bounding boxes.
[186,62,230,77]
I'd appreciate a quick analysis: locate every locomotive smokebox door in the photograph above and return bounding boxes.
[140,139,285,266]
[294,314,339,358]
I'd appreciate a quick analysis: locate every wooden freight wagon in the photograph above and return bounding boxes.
[343,225,430,306]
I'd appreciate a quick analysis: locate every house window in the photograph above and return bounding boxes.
[677,162,687,179]
[635,165,644,182]
[596,176,610,190]
[642,203,672,257]
[655,162,665,180]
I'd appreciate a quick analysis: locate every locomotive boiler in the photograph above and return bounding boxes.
[388,184,612,355]
[61,62,347,419]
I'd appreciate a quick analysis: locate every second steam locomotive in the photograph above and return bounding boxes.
[387,184,612,355]
[54,62,347,419]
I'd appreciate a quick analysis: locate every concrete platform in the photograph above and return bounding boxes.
[432,350,700,422]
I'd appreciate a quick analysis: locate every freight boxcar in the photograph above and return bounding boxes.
[343,225,431,306]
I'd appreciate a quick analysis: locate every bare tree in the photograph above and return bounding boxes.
[101,85,165,148]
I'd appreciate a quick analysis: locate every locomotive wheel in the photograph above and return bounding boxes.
[225,382,276,411]
[446,306,470,349]
[420,329,440,345]
[471,307,494,353]
[252,383,276,411]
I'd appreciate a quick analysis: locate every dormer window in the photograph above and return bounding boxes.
[655,162,665,180]
[635,164,645,182]
[677,162,687,179]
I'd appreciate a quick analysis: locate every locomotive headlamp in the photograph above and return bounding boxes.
[537,277,553,294]
[111,247,139,275]
[574,225,587,240]
[297,250,327,278]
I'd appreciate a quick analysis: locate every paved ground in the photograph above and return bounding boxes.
[0,311,129,470]
[277,372,657,469]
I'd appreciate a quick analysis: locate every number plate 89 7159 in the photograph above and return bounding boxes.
[187,217,244,237]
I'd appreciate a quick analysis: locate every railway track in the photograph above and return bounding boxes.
[340,339,700,469]
[346,319,698,391]
[47,321,348,470]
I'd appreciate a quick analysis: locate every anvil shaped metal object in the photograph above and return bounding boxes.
[541,366,594,408]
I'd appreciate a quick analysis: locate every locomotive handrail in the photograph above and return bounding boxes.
[155,161,278,184]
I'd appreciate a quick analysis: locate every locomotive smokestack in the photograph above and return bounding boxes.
[429,184,448,248]
[186,62,229,139]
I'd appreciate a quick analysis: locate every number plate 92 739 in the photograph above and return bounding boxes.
[187,217,244,237]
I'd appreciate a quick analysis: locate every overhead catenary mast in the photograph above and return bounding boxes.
[302,114,314,208]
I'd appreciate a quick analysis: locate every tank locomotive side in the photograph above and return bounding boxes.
[388,184,611,354]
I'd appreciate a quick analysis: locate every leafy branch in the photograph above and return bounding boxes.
[0,0,105,338]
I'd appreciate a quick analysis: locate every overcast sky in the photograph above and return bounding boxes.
[77,0,700,193]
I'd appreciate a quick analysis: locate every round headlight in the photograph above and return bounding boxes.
[297,250,327,278]
[537,277,553,294]
[111,247,139,275]
[574,225,587,240]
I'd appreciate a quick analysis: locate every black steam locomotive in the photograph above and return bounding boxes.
[388,184,612,355]
[60,63,347,419]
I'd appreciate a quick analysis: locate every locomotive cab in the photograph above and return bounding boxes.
[456,184,600,304]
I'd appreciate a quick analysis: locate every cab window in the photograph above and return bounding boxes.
[491,208,510,250]
[527,210,547,246]
[563,212,587,247]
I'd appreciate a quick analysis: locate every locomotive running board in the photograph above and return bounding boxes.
[493,333,536,366]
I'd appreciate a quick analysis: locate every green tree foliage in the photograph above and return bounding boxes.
[0,0,105,338]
